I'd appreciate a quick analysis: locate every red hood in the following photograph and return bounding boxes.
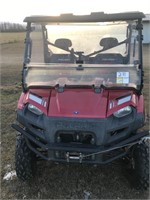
[48,88,108,118]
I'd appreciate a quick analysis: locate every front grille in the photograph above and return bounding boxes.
[55,131,96,145]
[54,131,96,161]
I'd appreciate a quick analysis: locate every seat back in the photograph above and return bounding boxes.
[55,38,72,51]
[100,37,118,49]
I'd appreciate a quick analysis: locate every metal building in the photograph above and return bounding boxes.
[143,14,150,44]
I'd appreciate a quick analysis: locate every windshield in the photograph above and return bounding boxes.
[23,20,142,89]
[47,23,127,57]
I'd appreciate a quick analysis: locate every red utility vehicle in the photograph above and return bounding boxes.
[12,12,149,189]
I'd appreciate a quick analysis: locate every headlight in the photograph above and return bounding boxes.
[28,104,43,115]
[113,106,132,118]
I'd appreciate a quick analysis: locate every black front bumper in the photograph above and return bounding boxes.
[12,107,148,164]
[12,123,149,164]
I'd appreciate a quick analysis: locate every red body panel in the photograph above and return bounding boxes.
[49,89,108,118]
[17,88,144,118]
[136,95,144,113]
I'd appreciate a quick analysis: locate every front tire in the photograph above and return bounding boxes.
[128,141,149,190]
[15,134,36,181]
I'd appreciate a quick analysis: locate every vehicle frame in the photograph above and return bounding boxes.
[12,11,149,189]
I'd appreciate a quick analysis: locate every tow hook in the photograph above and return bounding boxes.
[66,152,83,163]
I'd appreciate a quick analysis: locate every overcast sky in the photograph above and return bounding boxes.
[1,0,149,23]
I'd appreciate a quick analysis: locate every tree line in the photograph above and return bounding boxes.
[0,22,26,32]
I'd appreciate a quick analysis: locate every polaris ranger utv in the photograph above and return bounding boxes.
[12,12,149,189]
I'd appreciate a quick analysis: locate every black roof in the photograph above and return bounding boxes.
[24,11,145,23]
